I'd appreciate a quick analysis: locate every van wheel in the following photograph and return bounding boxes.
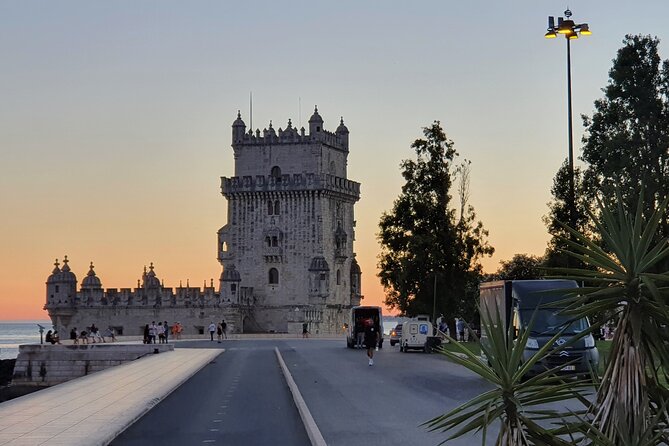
[390,341,396,347]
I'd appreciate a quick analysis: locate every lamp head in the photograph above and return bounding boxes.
[545,31,557,39]
[579,24,592,35]
[558,19,575,34]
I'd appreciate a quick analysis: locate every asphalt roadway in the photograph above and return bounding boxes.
[112,338,495,446]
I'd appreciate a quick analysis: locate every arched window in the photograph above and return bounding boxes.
[269,268,279,284]
[336,269,341,285]
[271,236,278,247]
[271,166,282,184]
[267,200,274,215]
[274,200,280,215]
[265,236,272,247]
[330,161,336,174]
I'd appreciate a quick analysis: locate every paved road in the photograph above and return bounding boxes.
[112,341,310,446]
[114,338,497,446]
[279,339,492,446]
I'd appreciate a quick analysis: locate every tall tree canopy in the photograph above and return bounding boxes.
[581,34,669,237]
[545,35,669,265]
[494,254,543,280]
[377,122,493,322]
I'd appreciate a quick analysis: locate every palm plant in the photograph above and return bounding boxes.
[426,306,589,446]
[551,188,669,443]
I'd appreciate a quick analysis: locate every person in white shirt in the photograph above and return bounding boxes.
[208,322,216,341]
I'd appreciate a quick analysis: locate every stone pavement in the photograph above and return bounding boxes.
[0,348,222,446]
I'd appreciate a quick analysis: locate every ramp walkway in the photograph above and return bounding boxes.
[0,348,222,446]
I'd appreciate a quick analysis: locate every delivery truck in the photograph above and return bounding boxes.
[346,306,383,349]
[479,280,599,376]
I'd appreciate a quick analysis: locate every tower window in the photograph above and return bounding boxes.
[55,285,59,293]
[271,236,278,247]
[266,236,272,247]
[269,268,279,284]
[268,200,274,215]
[274,200,280,215]
[337,269,341,285]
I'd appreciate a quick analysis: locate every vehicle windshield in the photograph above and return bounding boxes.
[520,308,589,335]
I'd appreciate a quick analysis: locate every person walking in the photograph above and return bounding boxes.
[216,323,223,343]
[70,327,79,345]
[208,322,216,341]
[143,324,150,344]
[221,319,227,339]
[302,322,309,338]
[364,317,380,366]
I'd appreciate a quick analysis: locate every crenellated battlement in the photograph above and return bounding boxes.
[221,173,360,199]
[235,124,348,151]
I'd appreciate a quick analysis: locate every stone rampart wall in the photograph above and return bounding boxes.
[12,344,173,387]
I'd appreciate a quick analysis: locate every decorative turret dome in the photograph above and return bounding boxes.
[232,110,245,128]
[308,106,323,124]
[309,256,330,272]
[220,264,241,282]
[142,263,161,289]
[81,262,102,289]
[336,117,349,135]
[47,259,61,284]
[59,255,77,283]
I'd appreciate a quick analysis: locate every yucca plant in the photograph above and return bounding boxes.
[551,187,669,443]
[426,305,589,446]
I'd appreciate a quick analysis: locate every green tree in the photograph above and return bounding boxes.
[495,254,543,280]
[543,160,591,269]
[581,35,669,243]
[377,122,493,323]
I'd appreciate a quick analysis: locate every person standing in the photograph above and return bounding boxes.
[221,319,227,339]
[216,323,223,343]
[143,324,150,344]
[157,322,165,343]
[302,322,309,338]
[208,322,216,341]
[364,318,380,366]
[149,321,158,344]
[456,318,465,342]
[163,321,169,343]
[70,327,79,345]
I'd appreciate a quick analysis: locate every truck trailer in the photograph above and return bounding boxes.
[479,280,599,376]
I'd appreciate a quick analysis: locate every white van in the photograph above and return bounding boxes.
[400,315,437,353]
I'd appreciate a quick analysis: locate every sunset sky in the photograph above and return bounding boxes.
[1,1,668,320]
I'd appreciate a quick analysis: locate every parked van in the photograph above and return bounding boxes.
[346,306,383,349]
[399,315,440,353]
[480,280,599,376]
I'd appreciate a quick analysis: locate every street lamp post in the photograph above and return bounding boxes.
[545,9,591,235]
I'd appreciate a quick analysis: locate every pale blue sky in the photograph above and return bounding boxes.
[1,1,668,317]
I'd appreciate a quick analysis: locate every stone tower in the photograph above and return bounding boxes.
[218,107,362,333]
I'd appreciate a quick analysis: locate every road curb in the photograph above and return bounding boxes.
[274,347,327,446]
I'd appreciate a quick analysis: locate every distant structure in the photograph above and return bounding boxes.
[45,107,362,335]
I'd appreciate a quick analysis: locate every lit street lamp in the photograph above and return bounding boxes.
[545,9,591,234]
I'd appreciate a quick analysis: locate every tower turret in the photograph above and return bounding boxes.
[336,117,349,150]
[45,256,78,307]
[232,111,246,145]
[308,106,324,136]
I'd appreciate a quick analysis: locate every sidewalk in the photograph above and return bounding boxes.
[0,348,222,446]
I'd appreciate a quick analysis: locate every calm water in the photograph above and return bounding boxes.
[0,321,52,360]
